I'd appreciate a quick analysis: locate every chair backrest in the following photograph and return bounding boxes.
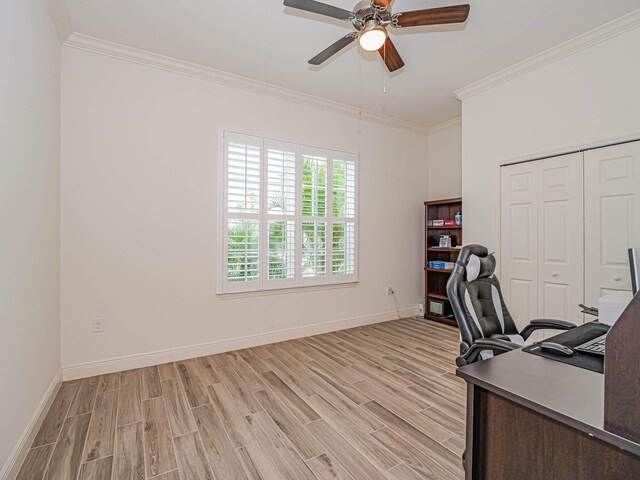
[446,244,519,349]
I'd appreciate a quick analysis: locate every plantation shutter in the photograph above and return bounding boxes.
[223,132,262,292]
[299,147,328,284]
[264,140,297,287]
[331,153,357,280]
[219,130,357,293]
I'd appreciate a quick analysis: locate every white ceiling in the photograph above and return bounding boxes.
[63,0,640,127]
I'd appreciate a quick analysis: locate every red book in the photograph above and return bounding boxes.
[444,220,456,226]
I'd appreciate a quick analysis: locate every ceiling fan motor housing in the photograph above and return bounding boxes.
[352,0,391,30]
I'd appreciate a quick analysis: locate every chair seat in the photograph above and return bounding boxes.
[479,334,524,360]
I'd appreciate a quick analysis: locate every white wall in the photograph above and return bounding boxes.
[461,23,640,252]
[60,45,429,374]
[0,0,61,474]
[427,119,462,201]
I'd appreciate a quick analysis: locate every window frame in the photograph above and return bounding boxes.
[217,129,358,294]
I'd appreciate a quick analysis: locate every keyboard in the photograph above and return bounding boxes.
[574,334,606,356]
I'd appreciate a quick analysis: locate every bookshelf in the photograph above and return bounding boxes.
[424,197,462,327]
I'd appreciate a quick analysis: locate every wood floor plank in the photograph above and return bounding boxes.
[141,366,163,400]
[238,348,271,374]
[205,353,229,368]
[32,382,78,447]
[161,378,197,437]
[222,351,266,392]
[176,360,209,408]
[253,388,325,460]
[148,470,180,480]
[207,384,253,448]
[173,432,215,480]
[385,462,427,480]
[117,370,143,426]
[306,419,387,480]
[112,422,145,480]
[218,366,263,414]
[78,456,113,480]
[15,444,54,480]
[421,406,466,438]
[245,411,317,480]
[269,344,315,378]
[306,376,383,433]
[83,389,118,461]
[305,361,370,405]
[405,384,465,421]
[189,357,220,386]
[43,413,91,480]
[193,403,249,479]
[306,394,400,471]
[364,401,463,479]
[142,397,177,477]
[306,453,355,480]
[261,371,319,423]
[98,373,121,392]
[352,380,454,443]
[157,363,178,381]
[68,376,100,417]
[263,356,316,397]
[371,427,459,480]
[442,434,465,457]
[236,445,265,480]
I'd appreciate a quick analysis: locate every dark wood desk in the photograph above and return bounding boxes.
[457,348,640,479]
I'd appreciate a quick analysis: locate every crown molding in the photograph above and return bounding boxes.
[426,116,461,135]
[45,0,72,42]
[455,8,640,101]
[64,33,430,135]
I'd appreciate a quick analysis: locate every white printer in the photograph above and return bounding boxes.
[598,291,633,326]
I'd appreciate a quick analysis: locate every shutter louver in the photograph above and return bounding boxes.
[267,147,296,215]
[332,222,356,275]
[268,220,295,279]
[302,154,327,217]
[227,142,260,214]
[227,219,260,282]
[332,158,356,218]
[302,221,326,277]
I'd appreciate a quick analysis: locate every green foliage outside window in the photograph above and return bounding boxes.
[227,157,349,282]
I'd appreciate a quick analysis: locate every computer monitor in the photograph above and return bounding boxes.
[629,247,640,295]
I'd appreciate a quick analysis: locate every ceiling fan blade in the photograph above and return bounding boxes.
[371,0,392,10]
[283,0,353,21]
[392,4,470,28]
[378,36,404,72]
[309,34,357,65]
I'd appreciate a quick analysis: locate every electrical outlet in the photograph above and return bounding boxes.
[92,318,104,333]
[386,286,394,295]
[418,303,425,316]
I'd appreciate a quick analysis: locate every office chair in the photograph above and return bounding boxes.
[446,244,577,366]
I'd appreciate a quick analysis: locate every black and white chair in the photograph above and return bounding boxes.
[446,244,577,367]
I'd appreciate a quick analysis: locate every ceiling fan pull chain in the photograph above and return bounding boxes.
[383,42,387,94]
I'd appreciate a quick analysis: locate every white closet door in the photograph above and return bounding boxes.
[501,163,539,329]
[538,153,584,324]
[585,142,640,306]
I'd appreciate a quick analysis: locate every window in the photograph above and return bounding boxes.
[220,131,357,293]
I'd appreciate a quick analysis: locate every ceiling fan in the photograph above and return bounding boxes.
[284,0,470,72]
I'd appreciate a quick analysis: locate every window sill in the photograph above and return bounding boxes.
[217,281,359,300]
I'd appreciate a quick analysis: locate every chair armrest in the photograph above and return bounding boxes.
[456,338,521,367]
[520,318,577,340]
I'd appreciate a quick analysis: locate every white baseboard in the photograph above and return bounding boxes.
[63,308,417,381]
[1,369,62,480]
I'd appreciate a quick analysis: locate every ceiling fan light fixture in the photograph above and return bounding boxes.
[359,22,387,51]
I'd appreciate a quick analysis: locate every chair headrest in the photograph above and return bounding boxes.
[466,253,496,281]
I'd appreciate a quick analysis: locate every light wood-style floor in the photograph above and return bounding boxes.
[17,318,465,480]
